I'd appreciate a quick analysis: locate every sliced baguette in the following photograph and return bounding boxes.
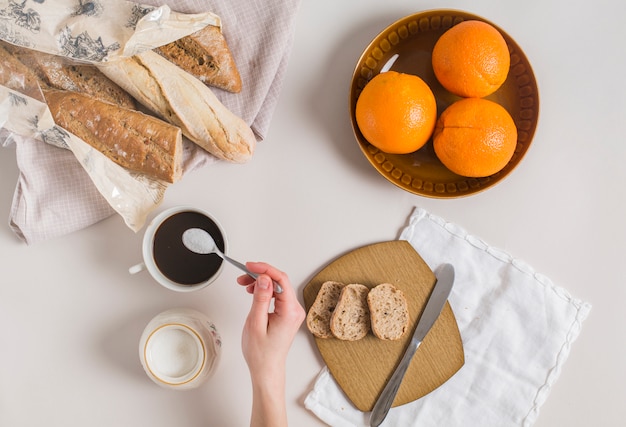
[306,281,345,338]
[330,284,371,341]
[155,24,242,93]
[367,283,409,340]
[44,89,183,183]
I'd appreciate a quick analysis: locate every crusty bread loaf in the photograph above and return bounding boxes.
[330,284,371,341]
[0,42,46,101]
[368,283,409,340]
[155,24,242,93]
[306,281,345,338]
[98,50,255,163]
[0,42,182,182]
[1,41,136,109]
[44,89,183,183]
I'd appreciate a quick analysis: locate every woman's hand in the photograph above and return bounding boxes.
[237,262,305,427]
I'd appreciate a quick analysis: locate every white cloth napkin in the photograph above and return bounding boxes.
[2,0,301,244]
[304,207,591,427]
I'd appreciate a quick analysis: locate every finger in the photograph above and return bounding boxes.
[245,263,304,323]
[245,262,291,294]
[238,269,283,294]
[237,274,255,287]
[245,262,287,282]
[238,275,266,295]
[246,274,274,333]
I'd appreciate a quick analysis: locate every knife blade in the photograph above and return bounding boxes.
[369,263,455,427]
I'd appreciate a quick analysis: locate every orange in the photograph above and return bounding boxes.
[432,20,510,98]
[433,98,517,177]
[355,71,437,154]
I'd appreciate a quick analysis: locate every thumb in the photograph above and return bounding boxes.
[248,275,273,328]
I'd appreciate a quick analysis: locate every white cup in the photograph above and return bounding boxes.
[129,206,227,292]
[139,308,221,390]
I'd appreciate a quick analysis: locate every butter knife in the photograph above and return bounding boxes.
[369,263,455,427]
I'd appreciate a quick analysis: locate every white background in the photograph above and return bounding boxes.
[1,0,624,426]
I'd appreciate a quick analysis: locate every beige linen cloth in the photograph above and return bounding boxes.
[305,207,592,427]
[1,0,301,243]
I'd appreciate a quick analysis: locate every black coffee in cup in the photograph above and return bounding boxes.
[152,210,225,285]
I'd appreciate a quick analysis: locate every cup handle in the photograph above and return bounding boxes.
[129,262,146,275]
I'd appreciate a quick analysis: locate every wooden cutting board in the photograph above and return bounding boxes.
[303,241,464,412]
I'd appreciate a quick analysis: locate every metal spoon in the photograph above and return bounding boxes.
[380,53,399,73]
[181,228,283,294]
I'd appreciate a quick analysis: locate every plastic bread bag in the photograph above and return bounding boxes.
[0,83,168,231]
[0,1,220,60]
[0,0,220,233]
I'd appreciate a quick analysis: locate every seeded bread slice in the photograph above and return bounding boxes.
[306,281,345,338]
[368,283,409,340]
[330,284,371,341]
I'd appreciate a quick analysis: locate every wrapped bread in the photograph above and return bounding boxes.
[1,41,136,109]
[0,42,184,183]
[155,24,242,93]
[0,42,46,101]
[44,89,183,183]
[98,50,256,163]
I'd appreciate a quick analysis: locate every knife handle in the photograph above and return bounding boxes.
[370,341,420,427]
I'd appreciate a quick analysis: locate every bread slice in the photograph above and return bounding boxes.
[44,89,183,183]
[2,41,136,109]
[368,283,409,340]
[330,284,371,341]
[306,281,345,338]
[155,24,242,93]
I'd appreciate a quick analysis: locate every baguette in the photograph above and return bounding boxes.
[368,283,409,340]
[97,50,255,163]
[306,281,345,339]
[155,24,242,93]
[330,284,371,341]
[0,42,46,100]
[2,41,136,109]
[0,42,183,182]
[44,89,183,183]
